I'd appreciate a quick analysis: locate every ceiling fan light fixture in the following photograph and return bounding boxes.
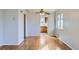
[40,12,44,15]
[40,9,44,15]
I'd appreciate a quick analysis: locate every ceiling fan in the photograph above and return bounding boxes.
[36,9,50,15]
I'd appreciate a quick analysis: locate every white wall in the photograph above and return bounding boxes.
[48,13,55,36]
[18,10,25,44]
[3,9,18,45]
[56,10,79,49]
[0,9,25,45]
[0,10,3,45]
[27,13,40,36]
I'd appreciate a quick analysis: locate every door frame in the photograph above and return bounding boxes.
[24,14,26,39]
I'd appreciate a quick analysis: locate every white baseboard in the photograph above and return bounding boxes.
[18,39,24,45]
[58,37,73,50]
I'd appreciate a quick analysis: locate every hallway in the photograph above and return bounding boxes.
[0,33,71,50]
[0,9,79,50]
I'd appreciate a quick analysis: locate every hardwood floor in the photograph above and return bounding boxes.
[0,33,71,50]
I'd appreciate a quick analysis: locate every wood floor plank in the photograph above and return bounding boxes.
[0,34,71,50]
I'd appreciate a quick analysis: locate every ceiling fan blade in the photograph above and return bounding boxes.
[35,9,50,15]
[45,12,50,15]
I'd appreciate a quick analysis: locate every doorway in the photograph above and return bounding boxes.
[40,14,48,33]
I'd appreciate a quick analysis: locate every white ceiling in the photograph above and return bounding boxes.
[26,9,56,13]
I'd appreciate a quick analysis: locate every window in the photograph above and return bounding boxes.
[56,13,64,30]
[60,14,64,29]
[40,15,48,26]
[40,15,45,26]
